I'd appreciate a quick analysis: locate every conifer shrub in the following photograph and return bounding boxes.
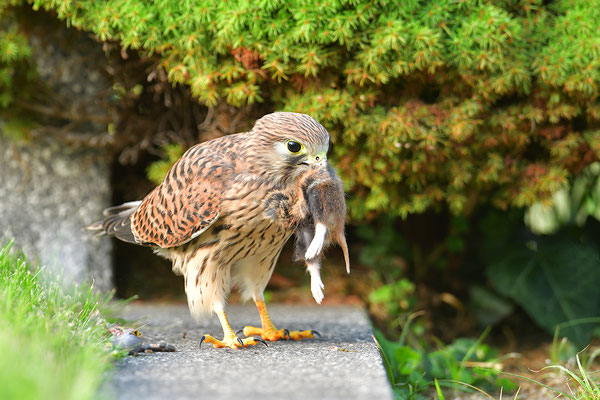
[2,0,599,219]
[0,14,32,108]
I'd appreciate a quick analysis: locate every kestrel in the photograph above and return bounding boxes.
[90,112,348,349]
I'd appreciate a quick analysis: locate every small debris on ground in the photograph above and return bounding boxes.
[109,325,176,355]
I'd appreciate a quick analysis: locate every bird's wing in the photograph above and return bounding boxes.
[130,145,228,248]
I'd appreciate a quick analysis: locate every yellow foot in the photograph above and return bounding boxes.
[199,334,268,349]
[239,326,321,342]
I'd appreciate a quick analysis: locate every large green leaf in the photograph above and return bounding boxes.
[486,232,600,347]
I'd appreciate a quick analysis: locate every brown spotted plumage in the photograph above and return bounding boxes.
[89,112,347,349]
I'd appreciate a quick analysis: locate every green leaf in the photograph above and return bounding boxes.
[394,346,422,376]
[468,285,514,327]
[486,232,600,347]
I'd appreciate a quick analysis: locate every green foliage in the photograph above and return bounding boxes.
[375,327,515,399]
[0,116,36,141]
[500,348,600,400]
[146,143,185,185]
[0,0,597,218]
[0,14,32,108]
[357,216,410,277]
[0,241,115,400]
[358,218,422,331]
[468,285,514,327]
[525,162,600,234]
[369,278,416,320]
[479,212,600,348]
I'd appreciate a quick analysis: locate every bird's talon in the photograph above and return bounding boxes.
[198,333,264,349]
[255,336,268,347]
[239,325,318,341]
[311,330,321,338]
[235,328,244,336]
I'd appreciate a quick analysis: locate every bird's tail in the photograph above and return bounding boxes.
[86,201,142,245]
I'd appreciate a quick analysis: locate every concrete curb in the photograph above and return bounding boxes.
[103,303,394,400]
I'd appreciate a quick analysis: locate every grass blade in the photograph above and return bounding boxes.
[458,326,492,379]
[398,310,425,347]
[373,335,396,386]
[434,379,445,400]
[498,370,576,400]
[512,386,521,400]
[436,379,495,399]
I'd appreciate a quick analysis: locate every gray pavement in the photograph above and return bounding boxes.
[103,303,394,400]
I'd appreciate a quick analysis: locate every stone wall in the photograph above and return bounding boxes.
[0,10,114,291]
[0,136,113,291]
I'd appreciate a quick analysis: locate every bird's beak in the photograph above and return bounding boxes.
[305,152,327,168]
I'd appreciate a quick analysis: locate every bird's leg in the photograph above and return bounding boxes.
[241,299,319,341]
[200,306,267,349]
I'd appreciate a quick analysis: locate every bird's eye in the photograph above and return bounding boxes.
[287,140,302,154]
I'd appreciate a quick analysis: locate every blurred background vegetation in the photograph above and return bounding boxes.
[1,0,600,396]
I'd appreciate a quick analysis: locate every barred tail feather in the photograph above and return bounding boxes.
[86,201,142,245]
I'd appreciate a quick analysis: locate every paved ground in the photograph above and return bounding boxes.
[103,303,394,400]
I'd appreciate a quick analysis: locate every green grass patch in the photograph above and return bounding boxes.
[0,242,115,400]
[374,322,516,399]
[376,317,600,399]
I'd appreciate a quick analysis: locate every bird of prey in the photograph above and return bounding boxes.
[90,112,348,349]
[294,165,350,304]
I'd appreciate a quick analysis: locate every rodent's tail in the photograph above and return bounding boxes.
[334,231,351,274]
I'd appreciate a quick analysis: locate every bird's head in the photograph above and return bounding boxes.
[250,112,330,183]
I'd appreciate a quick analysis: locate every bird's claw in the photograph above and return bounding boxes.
[240,326,319,341]
[236,329,269,346]
[254,336,268,347]
[198,334,262,349]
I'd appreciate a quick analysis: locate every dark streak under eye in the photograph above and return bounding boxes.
[289,154,307,165]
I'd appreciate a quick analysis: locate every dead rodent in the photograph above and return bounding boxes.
[294,165,350,303]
